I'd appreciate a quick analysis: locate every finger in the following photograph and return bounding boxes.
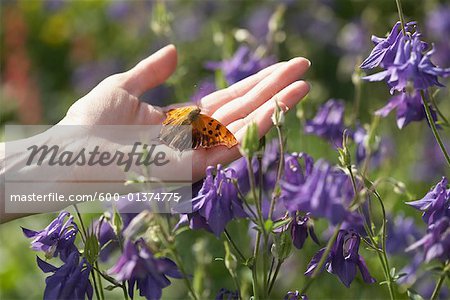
[122,44,177,97]
[231,80,310,139]
[211,57,310,125]
[193,80,309,180]
[200,62,285,115]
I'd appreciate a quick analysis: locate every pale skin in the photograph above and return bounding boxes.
[0,44,310,223]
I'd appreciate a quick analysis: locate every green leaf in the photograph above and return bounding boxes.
[84,232,100,266]
[272,218,292,231]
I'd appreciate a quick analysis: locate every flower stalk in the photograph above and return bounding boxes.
[420,90,450,167]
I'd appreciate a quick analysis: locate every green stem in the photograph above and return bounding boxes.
[252,231,261,299]
[428,90,450,126]
[430,261,449,300]
[233,181,258,222]
[420,90,450,167]
[224,229,247,263]
[268,125,284,220]
[73,204,87,243]
[91,266,102,300]
[395,0,407,35]
[373,190,395,300]
[246,156,263,224]
[268,260,282,295]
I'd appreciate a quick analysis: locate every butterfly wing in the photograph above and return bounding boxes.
[191,114,238,149]
[159,106,198,151]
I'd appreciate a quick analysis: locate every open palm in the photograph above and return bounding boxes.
[60,45,310,181]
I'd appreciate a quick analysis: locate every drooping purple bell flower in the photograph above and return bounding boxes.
[37,251,93,300]
[283,160,359,225]
[353,125,391,166]
[92,220,118,262]
[22,211,78,262]
[304,99,346,147]
[374,91,437,129]
[407,177,449,225]
[205,46,274,85]
[362,22,450,93]
[290,213,319,250]
[176,165,247,237]
[406,217,450,262]
[109,239,183,300]
[305,229,376,287]
[284,290,308,300]
[360,22,403,70]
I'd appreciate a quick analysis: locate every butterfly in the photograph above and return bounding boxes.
[158,106,238,151]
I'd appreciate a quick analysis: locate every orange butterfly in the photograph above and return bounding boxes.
[158,106,238,151]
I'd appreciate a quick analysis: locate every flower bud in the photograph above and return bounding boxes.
[240,122,259,158]
[271,100,285,126]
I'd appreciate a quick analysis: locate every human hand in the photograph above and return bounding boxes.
[60,44,310,181]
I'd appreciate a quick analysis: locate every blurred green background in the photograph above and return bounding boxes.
[1,0,449,299]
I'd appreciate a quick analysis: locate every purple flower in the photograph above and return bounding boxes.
[176,165,247,237]
[374,91,437,129]
[386,214,422,254]
[305,229,376,287]
[190,79,216,103]
[290,213,319,249]
[284,290,308,300]
[206,46,274,85]
[406,217,450,262]
[37,252,93,300]
[22,211,78,261]
[283,160,359,225]
[407,177,450,225]
[304,99,346,147]
[362,22,450,93]
[360,22,403,70]
[215,288,239,300]
[109,239,183,300]
[93,220,118,262]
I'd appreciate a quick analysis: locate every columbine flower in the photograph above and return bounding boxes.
[304,99,346,147]
[215,288,239,300]
[290,213,319,250]
[176,165,247,237]
[360,22,403,69]
[407,177,449,225]
[362,22,450,93]
[36,252,93,300]
[22,211,78,261]
[206,46,274,85]
[93,220,118,262]
[374,91,436,129]
[283,160,359,225]
[305,229,375,287]
[353,125,392,166]
[109,239,183,300]
[406,217,450,262]
[284,290,308,300]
